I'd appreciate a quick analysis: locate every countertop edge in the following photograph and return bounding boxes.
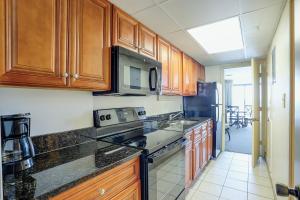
[183,117,212,133]
[36,150,142,200]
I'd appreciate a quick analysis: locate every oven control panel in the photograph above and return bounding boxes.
[94,107,146,127]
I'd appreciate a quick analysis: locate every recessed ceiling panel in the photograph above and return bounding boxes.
[239,0,284,14]
[240,3,283,33]
[134,6,181,34]
[109,0,155,14]
[159,0,240,29]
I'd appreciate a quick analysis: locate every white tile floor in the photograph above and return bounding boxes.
[186,151,275,200]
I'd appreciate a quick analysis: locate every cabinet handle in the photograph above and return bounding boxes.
[99,188,106,196]
[63,73,69,78]
[72,74,79,79]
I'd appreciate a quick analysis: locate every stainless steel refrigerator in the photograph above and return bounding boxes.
[183,82,222,158]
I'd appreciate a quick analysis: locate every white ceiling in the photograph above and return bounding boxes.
[109,0,286,66]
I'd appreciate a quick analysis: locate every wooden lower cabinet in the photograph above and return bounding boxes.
[192,128,202,179]
[111,181,141,200]
[185,130,193,188]
[201,134,208,168]
[185,120,213,188]
[207,120,213,159]
[50,157,140,200]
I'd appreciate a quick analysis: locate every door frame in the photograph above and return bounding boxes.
[289,0,295,192]
[222,64,259,156]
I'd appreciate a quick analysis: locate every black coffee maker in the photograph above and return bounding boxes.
[1,113,35,172]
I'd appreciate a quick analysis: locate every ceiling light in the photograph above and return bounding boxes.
[187,17,244,54]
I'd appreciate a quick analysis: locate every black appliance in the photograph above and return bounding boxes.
[93,46,162,96]
[183,82,223,158]
[1,113,35,172]
[86,107,186,200]
[276,183,300,200]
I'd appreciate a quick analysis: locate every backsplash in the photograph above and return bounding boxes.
[0,87,182,136]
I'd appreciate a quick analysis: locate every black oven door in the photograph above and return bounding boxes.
[147,138,186,200]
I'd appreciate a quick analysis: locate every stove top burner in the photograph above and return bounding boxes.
[100,128,183,154]
[91,107,184,154]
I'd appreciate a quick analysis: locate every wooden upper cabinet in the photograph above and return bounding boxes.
[113,7,139,52]
[69,0,111,90]
[197,64,205,81]
[182,54,191,95]
[182,54,197,96]
[157,37,171,93]
[0,0,68,87]
[189,60,197,95]
[170,46,182,95]
[138,24,157,59]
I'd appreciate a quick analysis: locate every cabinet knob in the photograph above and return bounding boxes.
[63,73,69,78]
[99,188,106,196]
[73,74,79,79]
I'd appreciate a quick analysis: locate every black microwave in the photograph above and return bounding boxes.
[93,46,162,96]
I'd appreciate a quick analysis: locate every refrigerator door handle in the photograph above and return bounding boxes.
[216,106,219,123]
[216,87,220,105]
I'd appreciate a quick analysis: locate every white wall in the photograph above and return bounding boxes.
[205,61,251,83]
[0,87,93,136]
[0,87,182,136]
[266,0,290,197]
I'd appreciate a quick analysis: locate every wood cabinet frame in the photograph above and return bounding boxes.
[138,24,157,59]
[112,6,139,52]
[185,120,213,188]
[69,0,111,90]
[0,0,68,87]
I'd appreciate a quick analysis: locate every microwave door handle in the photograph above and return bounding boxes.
[149,68,158,91]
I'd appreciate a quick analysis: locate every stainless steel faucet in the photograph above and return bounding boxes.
[169,112,183,121]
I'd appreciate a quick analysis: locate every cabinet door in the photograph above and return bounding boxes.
[189,60,197,95]
[113,7,138,52]
[182,54,191,96]
[170,46,182,95]
[207,131,212,159]
[157,37,171,93]
[193,137,202,179]
[111,181,141,200]
[202,135,208,168]
[207,120,213,159]
[185,131,193,188]
[69,0,111,90]
[0,0,67,87]
[197,64,205,81]
[138,24,156,59]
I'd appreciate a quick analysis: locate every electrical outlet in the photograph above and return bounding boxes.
[282,93,286,108]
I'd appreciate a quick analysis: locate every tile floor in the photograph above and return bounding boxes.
[186,151,275,200]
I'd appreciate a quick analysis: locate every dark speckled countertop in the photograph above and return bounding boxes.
[3,130,141,200]
[145,115,211,133]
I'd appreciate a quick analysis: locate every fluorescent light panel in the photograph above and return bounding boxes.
[188,17,244,54]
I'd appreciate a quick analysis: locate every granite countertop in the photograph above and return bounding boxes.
[147,116,211,133]
[3,140,142,200]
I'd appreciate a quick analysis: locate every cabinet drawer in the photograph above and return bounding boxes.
[50,157,140,200]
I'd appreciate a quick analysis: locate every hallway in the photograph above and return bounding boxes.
[186,152,274,200]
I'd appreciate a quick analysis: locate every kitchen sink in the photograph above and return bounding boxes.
[167,120,198,126]
[161,119,199,132]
